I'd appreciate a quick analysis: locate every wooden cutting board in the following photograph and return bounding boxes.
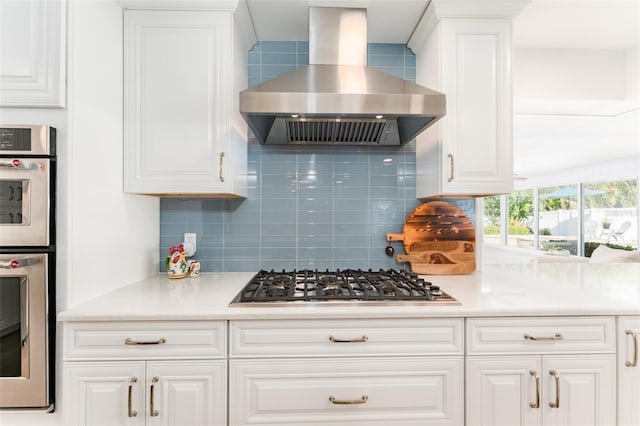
[386,201,476,275]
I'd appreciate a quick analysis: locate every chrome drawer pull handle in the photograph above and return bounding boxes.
[150,376,159,417]
[447,153,454,182]
[329,394,368,405]
[549,369,560,408]
[626,329,638,367]
[529,369,540,408]
[125,337,167,345]
[524,333,563,341]
[128,377,138,417]
[329,335,368,343]
[219,152,225,182]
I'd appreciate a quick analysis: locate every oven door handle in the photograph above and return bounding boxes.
[20,277,29,349]
[0,257,42,269]
[0,158,44,171]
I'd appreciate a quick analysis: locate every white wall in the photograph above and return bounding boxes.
[65,0,158,308]
[0,1,158,424]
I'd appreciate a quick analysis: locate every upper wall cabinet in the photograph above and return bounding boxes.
[409,1,526,199]
[123,6,254,197]
[0,0,66,108]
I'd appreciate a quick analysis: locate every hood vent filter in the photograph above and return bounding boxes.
[287,119,388,144]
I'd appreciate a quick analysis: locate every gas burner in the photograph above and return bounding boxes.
[232,268,459,305]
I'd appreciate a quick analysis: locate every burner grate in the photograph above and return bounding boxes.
[232,269,459,305]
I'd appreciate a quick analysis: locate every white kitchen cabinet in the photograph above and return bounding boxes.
[410,14,515,198]
[0,0,66,107]
[230,357,463,426]
[63,320,228,426]
[618,316,640,426]
[65,360,226,426]
[123,9,251,196]
[467,355,616,426]
[229,318,464,426]
[65,362,145,426]
[466,317,617,426]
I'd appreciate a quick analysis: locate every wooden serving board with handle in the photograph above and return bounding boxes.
[386,201,476,275]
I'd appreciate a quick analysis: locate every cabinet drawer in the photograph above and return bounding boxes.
[230,318,463,358]
[230,357,463,426]
[64,321,226,360]
[467,316,615,355]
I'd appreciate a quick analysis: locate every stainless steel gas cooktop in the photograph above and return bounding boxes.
[229,269,460,306]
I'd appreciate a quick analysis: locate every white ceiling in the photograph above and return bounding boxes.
[246,0,640,49]
[246,0,640,176]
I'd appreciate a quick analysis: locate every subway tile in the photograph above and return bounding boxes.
[224,260,260,272]
[298,198,333,211]
[298,209,334,224]
[335,187,371,200]
[223,246,260,261]
[261,259,297,271]
[333,162,370,175]
[334,223,369,236]
[248,51,261,65]
[404,54,416,68]
[261,236,297,247]
[200,259,224,272]
[261,223,296,236]
[260,41,297,53]
[404,68,416,82]
[334,210,369,224]
[299,235,333,247]
[296,41,309,53]
[261,52,297,66]
[298,223,333,236]
[334,259,370,270]
[334,198,371,211]
[368,55,405,68]
[368,43,406,55]
[261,248,296,260]
[261,64,297,79]
[297,259,334,270]
[298,247,333,260]
[334,235,369,248]
[261,209,297,225]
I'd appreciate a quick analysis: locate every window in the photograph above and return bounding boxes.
[483,195,501,245]
[583,179,638,255]
[507,189,534,249]
[482,178,638,256]
[539,185,578,255]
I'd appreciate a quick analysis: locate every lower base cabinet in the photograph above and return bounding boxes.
[64,360,226,426]
[467,355,616,426]
[229,357,463,426]
[618,316,640,426]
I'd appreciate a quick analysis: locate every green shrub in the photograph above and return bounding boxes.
[484,225,500,235]
[540,228,552,236]
[584,241,635,257]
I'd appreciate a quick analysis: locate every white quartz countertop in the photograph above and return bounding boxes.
[57,263,640,321]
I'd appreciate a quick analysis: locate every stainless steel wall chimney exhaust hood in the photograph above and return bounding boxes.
[239,7,446,146]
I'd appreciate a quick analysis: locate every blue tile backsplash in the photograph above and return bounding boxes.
[159,42,475,272]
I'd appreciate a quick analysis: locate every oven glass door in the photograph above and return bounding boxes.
[0,253,48,408]
[0,158,49,246]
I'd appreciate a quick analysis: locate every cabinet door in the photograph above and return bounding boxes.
[618,317,640,426]
[124,11,242,195]
[466,356,542,426]
[416,19,513,198]
[64,362,146,426]
[230,357,463,426]
[147,360,227,426]
[542,355,616,426]
[0,0,65,107]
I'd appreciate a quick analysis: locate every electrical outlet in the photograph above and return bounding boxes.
[183,233,197,256]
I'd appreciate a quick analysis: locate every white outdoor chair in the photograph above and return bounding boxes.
[608,221,631,242]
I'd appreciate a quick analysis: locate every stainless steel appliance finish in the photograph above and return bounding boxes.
[0,125,54,247]
[239,7,446,146]
[0,254,50,408]
[0,125,55,411]
[230,269,459,306]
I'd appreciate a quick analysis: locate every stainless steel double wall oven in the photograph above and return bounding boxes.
[0,125,55,410]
